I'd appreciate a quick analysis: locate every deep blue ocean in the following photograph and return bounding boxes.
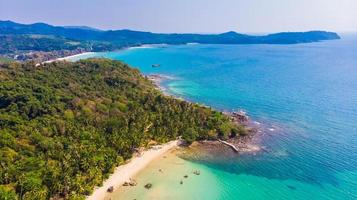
[75,34,357,199]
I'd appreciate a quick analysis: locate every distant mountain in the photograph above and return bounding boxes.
[0,20,102,41]
[63,25,102,32]
[0,20,340,45]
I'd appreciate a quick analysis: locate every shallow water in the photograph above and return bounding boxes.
[75,34,357,199]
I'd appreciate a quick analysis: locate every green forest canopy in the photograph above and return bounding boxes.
[0,59,245,199]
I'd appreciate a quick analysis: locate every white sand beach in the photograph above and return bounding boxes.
[87,140,180,200]
[56,52,95,61]
[42,52,95,64]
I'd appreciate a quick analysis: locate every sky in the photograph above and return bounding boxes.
[0,0,356,33]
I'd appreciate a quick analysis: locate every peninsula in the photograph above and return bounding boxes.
[0,58,246,199]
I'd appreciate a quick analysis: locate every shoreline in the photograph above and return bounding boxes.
[87,140,181,200]
[41,43,184,65]
[41,44,154,64]
[55,52,95,61]
[147,73,262,153]
[43,43,193,64]
[42,52,95,64]
[148,74,264,151]
[86,73,260,199]
[145,74,178,97]
[57,51,262,199]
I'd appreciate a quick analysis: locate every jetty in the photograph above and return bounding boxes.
[218,139,239,153]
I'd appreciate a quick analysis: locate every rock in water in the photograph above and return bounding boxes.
[193,170,201,175]
[144,183,153,189]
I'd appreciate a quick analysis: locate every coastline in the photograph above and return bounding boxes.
[87,140,181,200]
[82,72,260,199]
[55,52,95,61]
[41,43,184,65]
[145,74,178,97]
[41,44,154,64]
[146,73,263,156]
[55,52,262,199]
[42,52,95,64]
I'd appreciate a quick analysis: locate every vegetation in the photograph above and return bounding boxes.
[0,33,132,54]
[0,20,340,59]
[0,57,14,64]
[0,34,88,54]
[0,59,242,199]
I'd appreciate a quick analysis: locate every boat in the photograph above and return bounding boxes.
[152,64,161,67]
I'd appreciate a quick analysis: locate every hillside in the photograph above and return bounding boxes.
[0,59,243,199]
[0,20,341,63]
[0,34,89,54]
[0,20,340,46]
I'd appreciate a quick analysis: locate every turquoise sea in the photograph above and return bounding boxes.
[74,34,357,199]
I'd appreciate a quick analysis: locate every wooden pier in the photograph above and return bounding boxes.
[218,139,239,153]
